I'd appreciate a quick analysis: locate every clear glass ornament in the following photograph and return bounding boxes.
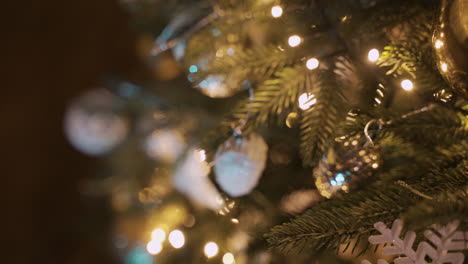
[214,133,268,197]
[313,134,382,198]
[64,89,129,156]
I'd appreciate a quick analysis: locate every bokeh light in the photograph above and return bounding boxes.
[367,49,380,62]
[169,230,185,249]
[401,79,414,91]
[151,228,166,242]
[204,242,219,258]
[223,253,235,264]
[271,6,283,18]
[288,35,302,47]
[298,93,317,110]
[146,240,162,255]
[306,58,319,70]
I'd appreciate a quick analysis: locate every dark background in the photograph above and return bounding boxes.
[2,1,139,263]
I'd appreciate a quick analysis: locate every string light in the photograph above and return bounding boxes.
[434,40,444,49]
[288,35,302,47]
[367,49,380,62]
[298,93,317,110]
[223,253,235,264]
[271,5,283,18]
[151,228,166,242]
[204,242,219,258]
[401,79,414,91]
[146,240,163,255]
[168,230,185,249]
[306,58,319,70]
[441,63,448,72]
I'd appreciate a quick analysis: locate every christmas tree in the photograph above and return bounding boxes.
[64,0,467,263]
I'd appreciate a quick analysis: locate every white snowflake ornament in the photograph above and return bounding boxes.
[214,133,268,197]
[362,219,466,264]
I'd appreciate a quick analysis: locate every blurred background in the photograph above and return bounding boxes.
[3,0,139,262]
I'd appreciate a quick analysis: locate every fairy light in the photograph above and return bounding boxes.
[146,240,163,255]
[306,58,319,70]
[288,35,302,47]
[271,5,283,18]
[223,253,235,264]
[168,230,185,249]
[298,93,317,110]
[204,242,219,258]
[434,40,444,49]
[367,49,380,62]
[151,228,166,242]
[441,63,448,72]
[401,79,414,91]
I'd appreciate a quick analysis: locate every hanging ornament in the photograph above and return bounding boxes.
[214,133,268,197]
[433,0,468,100]
[64,89,129,156]
[313,133,382,198]
[172,148,225,210]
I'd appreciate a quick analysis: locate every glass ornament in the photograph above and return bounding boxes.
[433,0,468,100]
[172,148,225,210]
[214,133,268,197]
[313,134,382,198]
[64,89,129,156]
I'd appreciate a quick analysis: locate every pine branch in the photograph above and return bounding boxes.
[266,159,468,255]
[300,69,347,166]
[403,187,468,230]
[383,106,468,147]
[205,45,302,82]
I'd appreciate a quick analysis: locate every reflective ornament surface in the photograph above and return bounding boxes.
[172,148,224,210]
[313,134,382,198]
[65,89,129,156]
[214,133,268,197]
[433,0,468,99]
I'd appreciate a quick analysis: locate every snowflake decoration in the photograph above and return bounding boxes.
[362,219,467,264]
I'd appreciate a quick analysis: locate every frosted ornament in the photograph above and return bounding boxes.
[65,89,129,156]
[214,133,268,197]
[172,148,224,210]
[314,134,382,198]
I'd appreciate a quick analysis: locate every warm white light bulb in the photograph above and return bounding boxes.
[441,63,448,72]
[271,5,283,18]
[435,40,444,49]
[169,230,185,249]
[151,228,166,242]
[368,48,380,62]
[401,79,414,91]
[306,58,319,70]
[146,240,163,255]
[223,253,235,264]
[288,35,302,47]
[204,242,219,258]
[298,93,317,110]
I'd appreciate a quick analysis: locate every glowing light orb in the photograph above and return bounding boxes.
[146,240,162,255]
[204,242,219,258]
[298,93,317,110]
[401,79,414,91]
[367,49,380,62]
[223,253,235,264]
[168,230,185,249]
[151,228,166,242]
[441,63,448,72]
[434,40,444,49]
[288,35,302,47]
[271,6,283,18]
[306,58,319,70]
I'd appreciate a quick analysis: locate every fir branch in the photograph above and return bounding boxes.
[377,41,449,94]
[299,70,346,166]
[206,45,302,82]
[266,159,468,255]
[403,187,468,230]
[383,106,468,147]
